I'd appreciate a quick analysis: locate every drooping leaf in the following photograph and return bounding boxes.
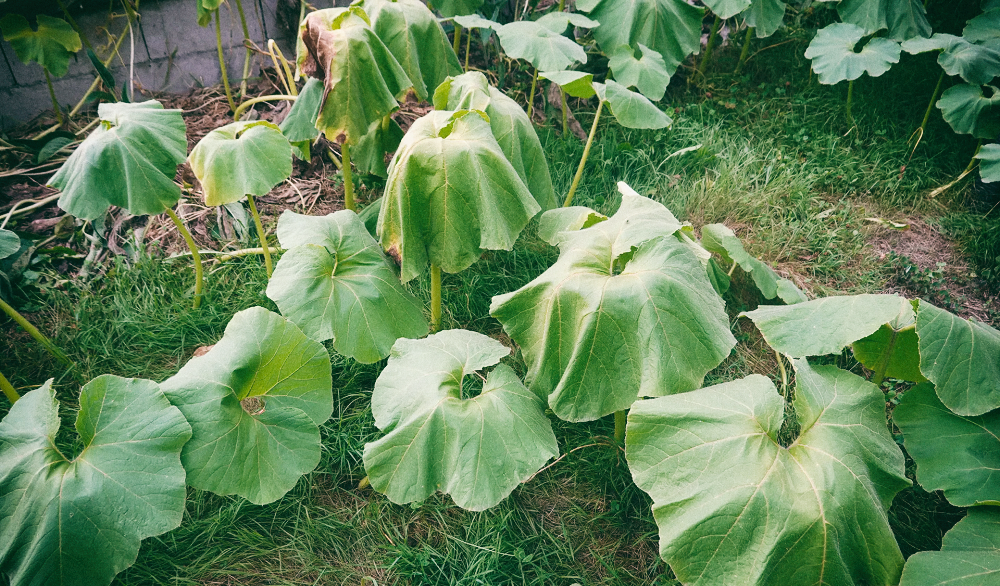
[534,11,601,33]
[453,14,500,31]
[363,329,558,511]
[298,7,413,145]
[0,229,18,260]
[775,278,808,304]
[539,70,596,99]
[0,376,191,586]
[266,210,428,363]
[491,187,736,422]
[937,83,1000,139]
[596,80,672,129]
[898,506,1000,586]
[608,44,670,101]
[627,361,908,585]
[362,0,462,101]
[741,0,787,38]
[700,223,806,303]
[433,72,557,210]
[706,256,731,296]
[902,33,1000,86]
[0,14,81,77]
[352,115,405,177]
[86,47,117,97]
[377,110,541,282]
[742,293,908,357]
[703,0,751,19]
[852,300,926,382]
[536,205,608,246]
[496,20,587,71]
[837,0,931,41]
[804,23,902,84]
[432,0,484,17]
[894,383,1000,507]
[575,0,702,75]
[49,101,186,219]
[964,9,1000,46]
[916,301,1000,416]
[977,143,1000,182]
[160,307,333,505]
[279,77,323,160]
[188,120,292,207]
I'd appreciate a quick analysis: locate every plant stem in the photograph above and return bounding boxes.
[233,0,253,100]
[246,194,273,278]
[735,26,754,73]
[233,94,296,121]
[0,297,73,369]
[217,246,284,263]
[527,67,538,120]
[561,88,568,135]
[697,15,722,77]
[614,410,627,444]
[775,350,788,399]
[845,79,855,127]
[164,206,204,309]
[919,70,945,134]
[215,10,237,113]
[965,140,983,174]
[430,263,442,332]
[564,99,604,207]
[0,370,18,404]
[44,69,64,126]
[453,24,462,54]
[341,142,355,211]
[267,40,297,96]
[558,0,565,10]
[464,29,472,70]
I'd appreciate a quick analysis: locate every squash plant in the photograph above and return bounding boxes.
[0,14,81,125]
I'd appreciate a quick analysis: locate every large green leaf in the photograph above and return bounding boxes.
[916,301,1000,416]
[266,210,428,363]
[894,384,1000,507]
[626,361,909,586]
[575,0,702,75]
[902,34,1000,86]
[453,14,500,31]
[837,0,931,41]
[804,23,902,84]
[536,205,608,246]
[0,229,19,260]
[742,293,907,357]
[977,143,1000,183]
[964,9,1000,46]
[490,187,735,422]
[161,307,333,505]
[703,0,751,19]
[0,14,81,77]
[608,44,670,101]
[937,83,1000,139]
[279,77,323,160]
[700,223,805,303]
[899,507,1000,586]
[433,72,557,210]
[596,80,673,129]
[377,110,540,282]
[362,0,462,101]
[187,120,293,207]
[852,300,926,382]
[49,101,186,220]
[496,21,587,71]
[0,376,191,586]
[298,7,413,146]
[363,329,558,511]
[741,0,787,38]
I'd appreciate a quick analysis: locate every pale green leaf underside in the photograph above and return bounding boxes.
[50,100,186,219]
[700,222,806,303]
[602,80,672,129]
[977,143,1000,183]
[899,507,1000,586]
[937,83,1000,139]
[364,329,558,511]
[497,21,587,71]
[804,23,901,84]
[916,301,1000,416]
[0,14,81,76]
[266,210,428,363]
[902,33,1000,86]
[837,0,931,41]
[0,228,19,260]
[188,120,292,207]
[161,307,333,505]
[626,361,908,586]
[741,0,787,38]
[608,44,670,101]
[742,293,907,357]
[0,376,190,586]
[894,383,1000,507]
[534,11,600,33]
[537,205,607,246]
[453,14,500,31]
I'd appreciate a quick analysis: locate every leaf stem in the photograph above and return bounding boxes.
[0,297,74,369]
[919,70,944,135]
[430,263,442,332]
[453,24,462,54]
[965,140,983,174]
[775,350,788,399]
[614,410,627,444]
[233,94,296,121]
[164,206,204,308]
[246,194,273,278]
[697,15,722,77]
[44,69,64,126]
[233,0,253,100]
[464,27,472,70]
[342,142,355,212]
[564,99,604,207]
[267,40,297,96]
[845,79,855,128]
[735,26,754,73]
[527,67,538,120]
[0,370,20,403]
[561,88,568,135]
[215,10,237,113]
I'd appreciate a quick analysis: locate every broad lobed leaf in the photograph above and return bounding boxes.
[0,14,81,76]
[804,23,902,84]
[188,120,293,207]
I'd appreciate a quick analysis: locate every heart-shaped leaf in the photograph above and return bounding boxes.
[496,21,587,71]
[852,299,926,382]
[902,33,1000,86]
[977,143,1000,182]
[700,223,806,303]
[0,376,191,586]
[363,329,558,511]
[894,383,1000,507]
[266,210,428,363]
[536,206,608,246]
[188,120,293,207]
[916,301,1000,416]
[0,14,81,77]
[433,72,557,210]
[742,293,908,357]
[491,186,736,422]
[608,44,670,101]
[597,79,672,129]
[937,83,1000,139]
[534,11,600,33]
[741,0,787,38]
[626,361,909,586]
[160,307,333,505]
[279,77,323,160]
[964,9,1000,46]
[805,23,902,84]
[433,0,484,17]
[899,506,1000,586]
[49,100,186,220]
[377,110,540,282]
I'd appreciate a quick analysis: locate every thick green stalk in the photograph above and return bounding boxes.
[246,194,273,278]
[698,15,722,76]
[845,79,855,127]
[342,142,356,211]
[0,297,73,368]
[233,0,253,100]
[965,140,984,173]
[430,263,442,332]
[775,350,788,399]
[564,100,604,207]
[44,69,64,125]
[919,70,945,134]
[453,24,462,54]
[233,94,296,121]
[215,10,237,112]
[735,26,754,73]
[614,410,627,444]
[561,88,568,135]
[527,67,538,120]
[0,370,18,403]
[464,29,472,70]
[164,206,204,308]
[558,0,565,10]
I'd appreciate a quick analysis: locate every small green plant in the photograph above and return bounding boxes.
[196,0,255,109]
[0,14,81,125]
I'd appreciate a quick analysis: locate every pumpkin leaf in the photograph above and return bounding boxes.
[266,210,428,363]
[49,100,186,220]
[377,110,541,282]
[626,361,909,586]
[976,143,1000,182]
[160,307,333,505]
[898,506,1000,586]
[536,205,608,246]
[539,70,596,99]
[491,185,735,422]
[0,14,81,77]
[852,299,926,382]
[804,23,902,84]
[496,20,587,71]
[0,376,191,586]
[453,14,500,31]
[608,44,670,101]
[188,120,292,207]
[363,329,558,511]
[741,0,787,38]
[352,115,405,177]
[837,0,931,41]
[902,33,1000,86]
[599,79,672,129]
[196,0,224,26]
[279,77,323,160]
[937,83,1000,139]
